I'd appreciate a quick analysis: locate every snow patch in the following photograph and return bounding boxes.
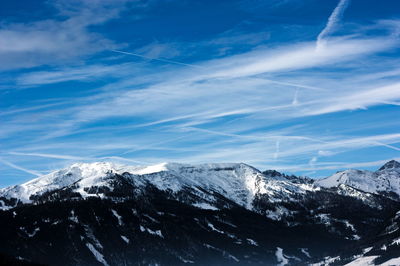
[111,209,123,226]
[207,222,224,234]
[140,225,163,238]
[300,248,311,258]
[86,243,109,266]
[344,255,378,265]
[121,235,129,244]
[275,247,289,266]
[69,210,79,223]
[246,238,258,246]
[192,202,218,210]
[178,256,194,264]
[20,227,40,238]
[266,206,291,220]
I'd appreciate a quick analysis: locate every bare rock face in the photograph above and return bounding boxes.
[379,160,400,171]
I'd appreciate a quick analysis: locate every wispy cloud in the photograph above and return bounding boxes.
[8,152,86,161]
[0,0,131,70]
[316,0,350,49]
[1,1,400,184]
[111,50,204,69]
[0,158,41,176]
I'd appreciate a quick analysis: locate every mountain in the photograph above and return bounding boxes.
[316,160,400,200]
[0,161,399,265]
[0,162,319,212]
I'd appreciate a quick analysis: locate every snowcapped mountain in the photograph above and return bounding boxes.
[0,162,316,211]
[316,160,400,199]
[0,160,400,265]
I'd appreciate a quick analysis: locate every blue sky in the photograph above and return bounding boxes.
[1,0,400,186]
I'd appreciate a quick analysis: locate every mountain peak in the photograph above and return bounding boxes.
[379,160,400,171]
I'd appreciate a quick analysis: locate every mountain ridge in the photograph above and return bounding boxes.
[2,160,400,209]
[1,160,400,265]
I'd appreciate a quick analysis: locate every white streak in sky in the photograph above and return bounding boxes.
[0,158,41,176]
[111,49,204,69]
[309,156,318,167]
[273,141,280,159]
[9,152,86,160]
[292,88,299,105]
[317,0,350,49]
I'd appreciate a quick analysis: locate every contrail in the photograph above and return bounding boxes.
[9,152,85,160]
[111,49,204,69]
[273,140,280,159]
[316,0,350,49]
[292,88,299,105]
[0,158,41,176]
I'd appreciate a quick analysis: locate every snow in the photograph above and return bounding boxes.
[266,206,291,221]
[20,227,40,238]
[203,244,239,262]
[192,202,218,210]
[204,243,217,250]
[300,248,311,258]
[227,254,239,262]
[121,235,129,244]
[140,225,163,238]
[207,222,224,234]
[343,220,356,232]
[311,256,340,265]
[111,209,123,226]
[84,225,103,249]
[275,247,289,266]
[143,214,158,223]
[1,160,399,218]
[132,163,168,175]
[147,228,163,238]
[178,256,194,264]
[316,213,331,225]
[27,228,40,237]
[246,238,258,246]
[0,161,317,211]
[0,162,164,204]
[86,243,109,266]
[363,247,373,254]
[390,237,400,246]
[316,163,400,197]
[344,255,378,265]
[69,210,79,223]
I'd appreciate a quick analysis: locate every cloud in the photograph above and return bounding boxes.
[318,150,334,157]
[305,82,400,116]
[8,152,86,161]
[17,64,132,86]
[0,158,41,176]
[316,0,350,49]
[273,141,280,159]
[292,88,299,105]
[1,3,400,182]
[308,156,318,167]
[111,50,203,69]
[0,0,130,70]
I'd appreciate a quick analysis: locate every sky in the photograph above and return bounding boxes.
[1,0,400,186]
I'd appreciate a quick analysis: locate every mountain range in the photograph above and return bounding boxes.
[1,160,400,265]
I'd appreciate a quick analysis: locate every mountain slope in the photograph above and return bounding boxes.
[0,160,400,265]
[0,162,317,211]
[316,160,400,200]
